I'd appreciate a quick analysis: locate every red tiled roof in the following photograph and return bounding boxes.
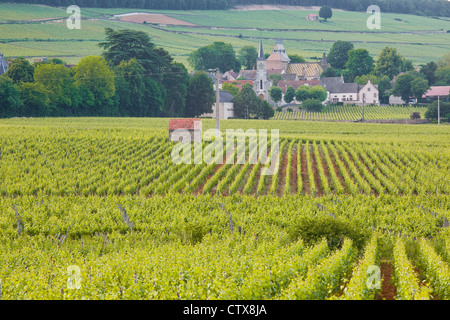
[423,86,450,98]
[168,119,201,130]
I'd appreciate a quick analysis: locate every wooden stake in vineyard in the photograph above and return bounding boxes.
[13,204,22,236]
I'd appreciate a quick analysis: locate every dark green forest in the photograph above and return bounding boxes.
[3,0,450,17]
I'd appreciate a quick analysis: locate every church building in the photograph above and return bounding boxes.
[251,39,328,104]
[253,40,272,101]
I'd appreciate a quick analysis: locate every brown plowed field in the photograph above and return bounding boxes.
[118,13,197,26]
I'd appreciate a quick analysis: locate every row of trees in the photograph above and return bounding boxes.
[5,0,450,17]
[322,41,450,104]
[0,28,216,118]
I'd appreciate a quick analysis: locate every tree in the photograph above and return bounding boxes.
[319,5,333,21]
[3,57,34,83]
[374,47,405,80]
[48,58,64,65]
[354,74,379,86]
[378,75,393,104]
[321,66,340,78]
[188,42,240,73]
[0,77,22,118]
[238,45,258,70]
[420,61,438,85]
[345,49,374,82]
[269,73,283,86]
[99,28,159,73]
[260,100,274,119]
[184,72,215,117]
[437,52,450,68]
[269,86,282,106]
[288,54,306,63]
[284,86,296,104]
[189,46,218,72]
[222,82,239,96]
[34,63,78,116]
[232,83,262,119]
[392,73,415,102]
[19,82,50,117]
[410,112,421,120]
[327,41,354,70]
[114,58,164,117]
[296,85,310,102]
[302,99,323,112]
[401,58,414,72]
[410,77,429,102]
[161,62,189,117]
[308,86,327,102]
[435,66,450,85]
[425,101,450,121]
[74,56,115,102]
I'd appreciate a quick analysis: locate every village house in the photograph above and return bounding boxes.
[306,13,319,21]
[320,76,380,105]
[200,90,235,120]
[168,118,202,142]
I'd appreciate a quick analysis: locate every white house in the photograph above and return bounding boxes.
[200,91,235,119]
[321,76,380,105]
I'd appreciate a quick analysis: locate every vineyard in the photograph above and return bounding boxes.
[0,118,449,300]
[272,105,428,121]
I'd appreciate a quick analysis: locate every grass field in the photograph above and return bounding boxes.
[0,4,449,67]
[0,118,449,300]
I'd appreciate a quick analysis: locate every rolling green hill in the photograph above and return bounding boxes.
[0,4,449,67]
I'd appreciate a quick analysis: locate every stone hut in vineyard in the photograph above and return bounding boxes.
[168,119,202,142]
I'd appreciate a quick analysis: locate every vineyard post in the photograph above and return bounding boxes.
[208,68,221,136]
[362,97,365,122]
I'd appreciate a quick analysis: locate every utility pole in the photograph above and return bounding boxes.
[362,97,365,122]
[438,95,440,125]
[216,68,220,136]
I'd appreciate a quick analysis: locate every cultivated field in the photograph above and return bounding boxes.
[0,4,449,66]
[0,118,449,300]
[273,105,429,121]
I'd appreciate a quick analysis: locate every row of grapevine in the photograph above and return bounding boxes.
[392,238,431,300]
[416,238,450,299]
[327,142,359,195]
[272,105,428,121]
[268,140,287,195]
[339,234,380,300]
[334,142,372,195]
[312,141,330,194]
[281,238,357,300]
[283,139,296,196]
[319,141,345,194]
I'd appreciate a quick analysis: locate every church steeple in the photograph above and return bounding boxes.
[320,52,329,69]
[257,39,265,61]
